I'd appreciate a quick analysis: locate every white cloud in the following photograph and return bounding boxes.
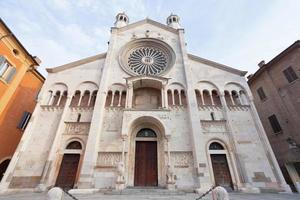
[216,0,300,74]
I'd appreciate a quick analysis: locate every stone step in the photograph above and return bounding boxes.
[103,188,186,195]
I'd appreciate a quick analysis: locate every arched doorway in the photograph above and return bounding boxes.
[55,141,82,189]
[134,128,158,186]
[0,159,11,181]
[209,142,233,190]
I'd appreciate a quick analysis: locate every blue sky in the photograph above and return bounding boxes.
[1,0,300,77]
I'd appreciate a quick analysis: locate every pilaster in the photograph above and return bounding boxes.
[77,29,118,189]
[178,29,210,191]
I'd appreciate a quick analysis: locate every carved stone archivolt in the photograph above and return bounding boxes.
[170,151,193,168]
[97,152,122,168]
[64,122,90,135]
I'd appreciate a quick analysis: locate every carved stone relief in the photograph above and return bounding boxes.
[171,151,193,168]
[64,122,90,135]
[201,120,228,133]
[97,152,122,168]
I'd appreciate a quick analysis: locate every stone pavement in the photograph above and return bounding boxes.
[0,192,299,200]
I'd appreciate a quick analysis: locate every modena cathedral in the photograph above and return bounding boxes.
[0,13,292,194]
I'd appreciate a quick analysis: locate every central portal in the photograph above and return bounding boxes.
[134,129,158,186]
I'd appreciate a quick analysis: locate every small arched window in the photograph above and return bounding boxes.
[66,141,82,149]
[136,128,157,137]
[209,142,224,150]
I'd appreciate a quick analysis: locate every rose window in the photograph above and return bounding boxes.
[128,47,167,75]
[119,39,175,76]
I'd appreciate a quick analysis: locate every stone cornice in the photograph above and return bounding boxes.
[46,53,107,73]
[188,54,247,77]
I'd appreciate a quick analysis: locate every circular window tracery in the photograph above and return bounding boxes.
[128,47,167,75]
[119,39,175,76]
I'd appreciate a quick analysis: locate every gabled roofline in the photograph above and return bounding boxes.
[0,18,39,66]
[114,18,181,34]
[188,54,247,76]
[248,40,300,84]
[46,53,106,73]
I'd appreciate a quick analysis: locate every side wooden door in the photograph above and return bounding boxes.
[211,154,233,190]
[55,154,80,189]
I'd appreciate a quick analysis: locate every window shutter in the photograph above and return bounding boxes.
[257,87,266,101]
[268,114,282,133]
[17,111,32,130]
[4,66,16,83]
[283,66,298,83]
[0,56,8,77]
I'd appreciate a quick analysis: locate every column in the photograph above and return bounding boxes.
[238,94,243,106]
[166,137,171,165]
[77,93,83,107]
[56,92,63,106]
[230,93,235,105]
[118,91,122,107]
[200,90,205,105]
[161,87,165,108]
[178,91,182,106]
[87,93,92,106]
[171,90,175,106]
[210,92,215,106]
[121,136,127,163]
[48,93,54,105]
[127,83,133,108]
[164,86,169,109]
[110,91,115,107]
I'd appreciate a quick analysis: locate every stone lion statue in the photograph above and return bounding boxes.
[212,186,229,200]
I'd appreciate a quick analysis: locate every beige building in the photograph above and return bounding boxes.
[248,41,300,193]
[0,13,291,194]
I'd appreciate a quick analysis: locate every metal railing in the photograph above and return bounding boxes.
[62,188,79,200]
[195,185,216,200]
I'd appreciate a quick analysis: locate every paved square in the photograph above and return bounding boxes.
[0,192,299,200]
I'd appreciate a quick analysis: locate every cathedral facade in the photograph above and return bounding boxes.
[0,13,291,193]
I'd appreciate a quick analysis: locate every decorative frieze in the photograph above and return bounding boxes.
[64,122,90,135]
[97,152,122,168]
[198,105,222,111]
[228,105,250,111]
[69,106,94,112]
[40,105,64,112]
[171,151,193,168]
[200,120,228,133]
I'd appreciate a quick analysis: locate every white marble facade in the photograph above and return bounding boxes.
[0,13,291,193]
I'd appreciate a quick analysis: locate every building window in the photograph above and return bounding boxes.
[17,111,31,131]
[268,114,282,134]
[257,87,267,101]
[283,66,298,83]
[0,56,17,83]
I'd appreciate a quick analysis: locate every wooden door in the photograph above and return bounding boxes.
[55,154,80,189]
[0,159,10,181]
[211,154,233,190]
[134,141,158,186]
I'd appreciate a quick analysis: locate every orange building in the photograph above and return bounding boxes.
[0,18,45,181]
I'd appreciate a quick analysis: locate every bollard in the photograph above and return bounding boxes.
[47,187,64,200]
[212,186,229,200]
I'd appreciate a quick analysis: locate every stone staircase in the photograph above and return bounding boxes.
[103,188,186,195]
